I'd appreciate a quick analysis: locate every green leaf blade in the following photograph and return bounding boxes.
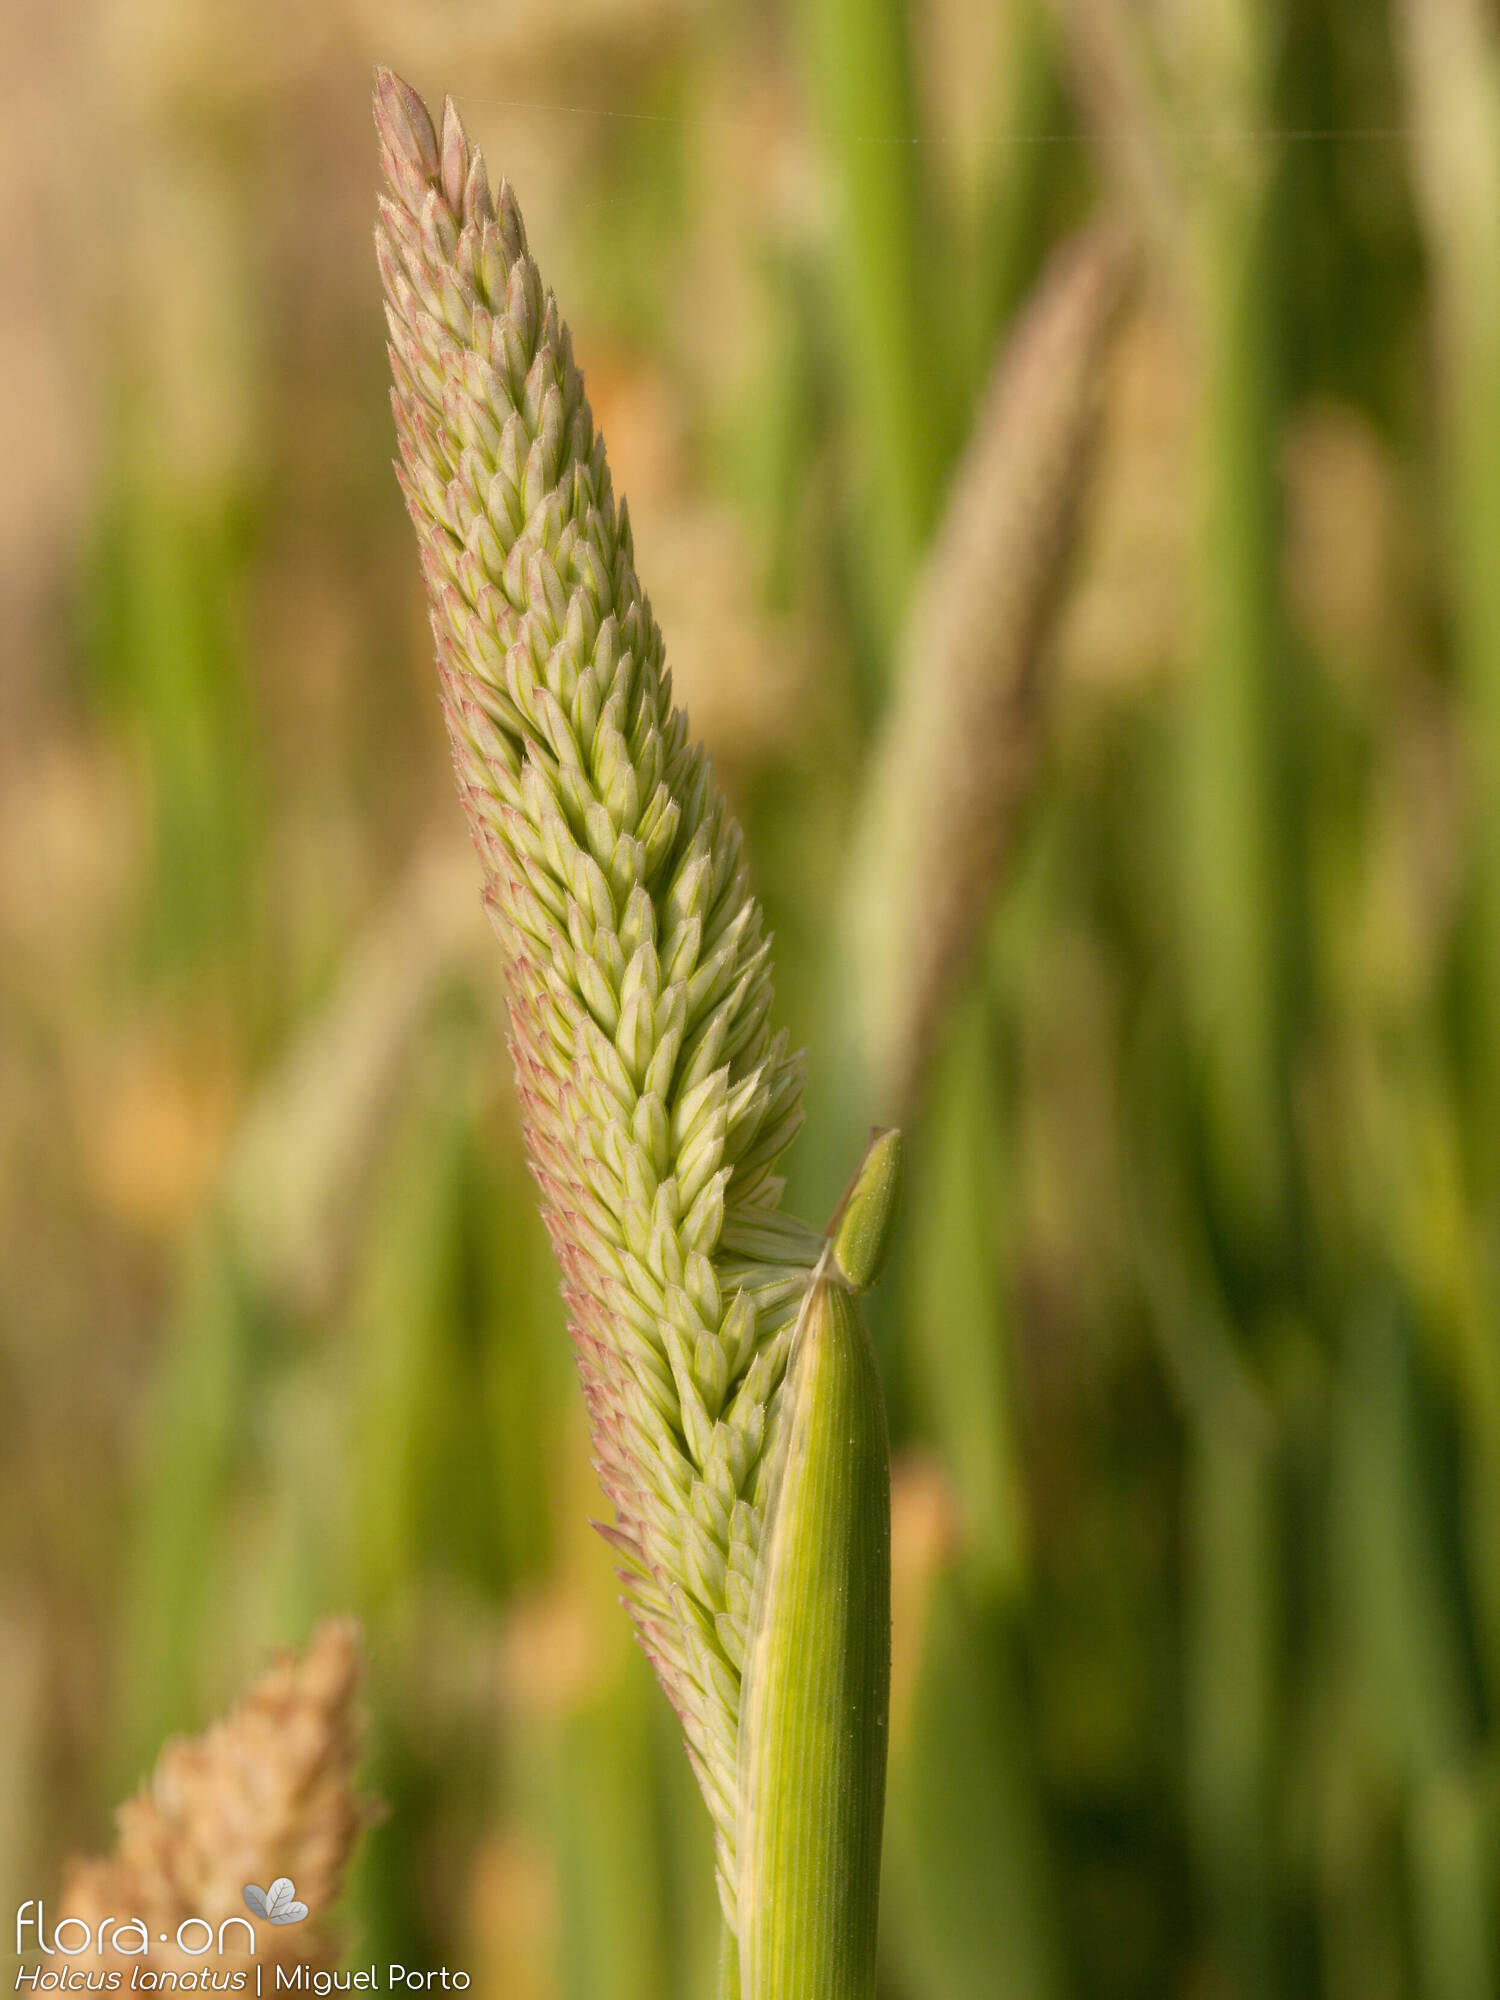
[737,1278,892,2000]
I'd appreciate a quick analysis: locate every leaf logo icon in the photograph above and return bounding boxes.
[243,1878,310,1925]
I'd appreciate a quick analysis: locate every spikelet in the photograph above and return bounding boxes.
[371,68,827,1922]
[842,224,1132,1117]
[59,1620,370,1976]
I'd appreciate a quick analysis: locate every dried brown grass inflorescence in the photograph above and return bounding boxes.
[60,1620,371,1975]
[842,223,1134,1119]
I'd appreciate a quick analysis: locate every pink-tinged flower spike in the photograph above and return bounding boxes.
[372,67,830,1927]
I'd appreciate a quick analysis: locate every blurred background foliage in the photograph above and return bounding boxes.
[5,0,1500,1995]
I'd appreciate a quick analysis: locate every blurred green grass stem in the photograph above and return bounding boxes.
[1055,6,1294,1989]
[1400,0,1500,1819]
[1332,1289,1496,1996]
[885,1566,1063,2000]
[117,1224,253,1780]
[907,991,1027,1594]
[795,0,948,640]
[1181,196,1293,1255]
[1400,0,1500,1204]
[1186,1426,1277,1997]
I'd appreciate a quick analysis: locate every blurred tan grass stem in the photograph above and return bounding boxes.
[841,219,1131,1124]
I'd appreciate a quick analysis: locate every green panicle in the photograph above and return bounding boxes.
[372,64,896,1967]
